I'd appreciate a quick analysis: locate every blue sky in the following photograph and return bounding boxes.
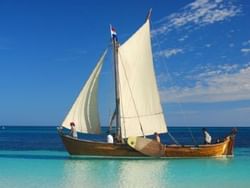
[0,0,249,126]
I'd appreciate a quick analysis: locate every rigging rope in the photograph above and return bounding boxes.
[151,21,198,145]
[167,132,180,145]
[108,109,116,133]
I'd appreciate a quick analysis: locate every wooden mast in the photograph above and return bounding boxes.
[111,26,121,142]
[146,8,152,21]
[111,9,152,141]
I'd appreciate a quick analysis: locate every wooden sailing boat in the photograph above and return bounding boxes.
[58,11,236,158]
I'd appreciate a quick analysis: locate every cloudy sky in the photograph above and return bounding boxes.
[0,0,249,126]
[152,0,250,126]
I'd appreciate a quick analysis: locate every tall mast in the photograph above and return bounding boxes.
[110,25,121,142]
[146,8,152,21]
[110,9,152,141]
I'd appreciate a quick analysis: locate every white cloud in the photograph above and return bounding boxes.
[157,73,171,88]
[160,64,250,103]
[178,35,189,42]
[217,64,238,72]
[242,40,250,46]
[241,48,250,54]
[156,48,183,58]
[241,40,250,54]
[152,0,240,36]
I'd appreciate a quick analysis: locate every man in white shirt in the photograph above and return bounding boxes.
[70,122,78,138]
[202,128,212,144]
[107,134,114,144]
[154,132,161,143]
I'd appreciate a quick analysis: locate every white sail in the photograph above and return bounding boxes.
[61,50,107,133]
[118,20,167,138]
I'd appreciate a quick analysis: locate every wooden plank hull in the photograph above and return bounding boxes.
[58,130,236,158]
[58,130,143,157]
[164,136,233,157]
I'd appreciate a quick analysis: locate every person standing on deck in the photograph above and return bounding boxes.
[154,132,161,143]
[202,128,212,144]
[70,122,78,138]
[107,133,114,144]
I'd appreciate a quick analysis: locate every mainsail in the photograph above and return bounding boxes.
[118,19,167,138]
[61,50,107,133]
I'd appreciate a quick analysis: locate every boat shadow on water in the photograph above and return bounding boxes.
[0,151,235,161]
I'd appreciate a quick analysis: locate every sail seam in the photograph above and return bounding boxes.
[120,112,164,119]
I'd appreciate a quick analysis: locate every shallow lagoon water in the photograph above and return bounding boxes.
[0,149,250,188]
[0,127,250,188]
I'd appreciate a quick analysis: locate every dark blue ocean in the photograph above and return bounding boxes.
[0,126,249,150]
[0,126,250,188]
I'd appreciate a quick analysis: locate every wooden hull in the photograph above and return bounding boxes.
[164,136,234,157]
[58,130,236,158]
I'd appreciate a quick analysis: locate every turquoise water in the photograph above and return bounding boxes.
[0,127,250,187]
[0,149,250,188]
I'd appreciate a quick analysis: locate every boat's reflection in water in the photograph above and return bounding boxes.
[118,160,168,187]
[62,158,169,187]
[61,156,238,188]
